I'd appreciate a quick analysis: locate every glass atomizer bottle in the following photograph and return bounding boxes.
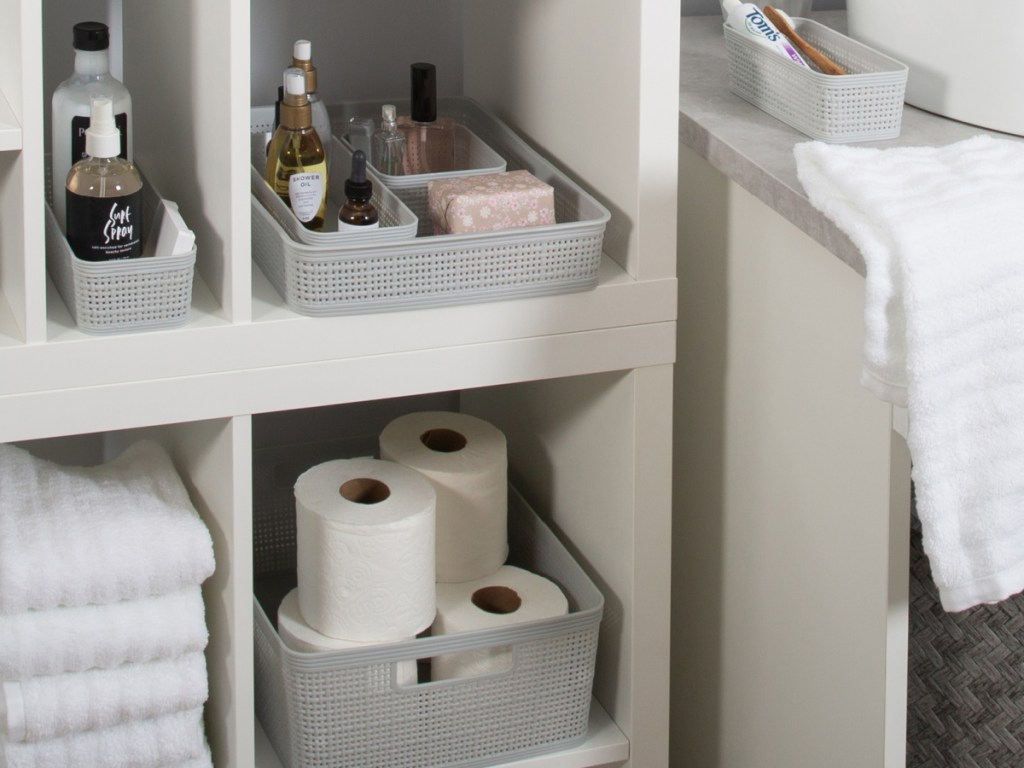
[371,104,406,176]
[397,63,455,174]
[51,20,133,231]
[337,150,379,232]
[65,96,143,262]
[265,68,328,231]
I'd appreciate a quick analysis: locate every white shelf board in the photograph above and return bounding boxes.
[0,89,21,152]
[255,697,628,768]
[0,257,674,402]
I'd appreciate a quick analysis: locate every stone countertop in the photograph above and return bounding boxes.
[678,11,1018,276]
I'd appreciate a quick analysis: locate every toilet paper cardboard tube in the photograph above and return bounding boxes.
[472,586,522,614]
[420,428,467,453]
[340,477,391,504]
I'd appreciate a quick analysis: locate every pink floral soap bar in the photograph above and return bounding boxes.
[427,170,556,235]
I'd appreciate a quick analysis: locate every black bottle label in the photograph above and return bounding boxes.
[70,112,129,162]
[65,190,143,261]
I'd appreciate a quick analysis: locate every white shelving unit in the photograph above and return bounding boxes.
[0,2,679,767]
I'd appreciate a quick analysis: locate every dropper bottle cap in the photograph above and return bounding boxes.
[279,68,312,130]
[410,63,438,123]
[291,39,318,94]
[345,150,373,202]
[84,97,121,159]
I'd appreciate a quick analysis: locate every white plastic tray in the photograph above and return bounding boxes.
[250,97,608,317]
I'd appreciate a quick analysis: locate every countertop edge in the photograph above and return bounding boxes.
[677,106,865,275]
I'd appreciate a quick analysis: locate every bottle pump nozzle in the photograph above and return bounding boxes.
[85,97,122,159]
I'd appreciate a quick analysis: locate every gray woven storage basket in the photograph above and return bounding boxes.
[253,477,603,768]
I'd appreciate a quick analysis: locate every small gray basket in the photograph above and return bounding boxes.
[724,17,908,142]
[45,174,196,335]
[253,485,603,768]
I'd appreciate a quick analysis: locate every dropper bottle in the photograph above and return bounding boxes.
[265,67,328,231]
[337,150,379,232]
[65,96,143,261]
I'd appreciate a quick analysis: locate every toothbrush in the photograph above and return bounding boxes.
[763,5,848,75]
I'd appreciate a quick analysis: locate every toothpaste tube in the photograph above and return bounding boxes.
[721,0,809,68]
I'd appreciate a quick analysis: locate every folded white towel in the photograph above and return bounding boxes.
[795,135,1024,611]
[0,706,207,768]
[0,587,208,679]
[2,652,208,743]
[0,440,215,613]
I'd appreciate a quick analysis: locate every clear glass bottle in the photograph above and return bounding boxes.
[370,104,406,177]
[291,40,333,169]
[65,97,143,262]
[265,68,328,231]
[397,63,455,174]
[337,150,379,232]
[51,20,133,231]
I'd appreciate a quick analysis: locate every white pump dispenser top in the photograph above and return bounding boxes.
[84,97,122,159]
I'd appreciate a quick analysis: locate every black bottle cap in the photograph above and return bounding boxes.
[410,62,438,123]
[73,21,110,52]
[345,150,373,201]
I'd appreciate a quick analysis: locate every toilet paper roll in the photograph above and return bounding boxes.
[295,457,436,642]
[430,565,569,681]
[277,589,418,686]
[379,411,508,583]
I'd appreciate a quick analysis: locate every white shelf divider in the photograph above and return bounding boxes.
[0,88,21,151]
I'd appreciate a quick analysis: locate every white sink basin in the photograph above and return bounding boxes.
[846,0,1023,137]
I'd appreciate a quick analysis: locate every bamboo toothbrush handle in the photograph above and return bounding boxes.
[763,5,848,75]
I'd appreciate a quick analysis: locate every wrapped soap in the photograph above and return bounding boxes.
[427,170,556,235]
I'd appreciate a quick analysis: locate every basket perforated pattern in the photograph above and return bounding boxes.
[285,232,603,309]
[70,264,194,329]
[724,18,907,143]
[272,632,595,768]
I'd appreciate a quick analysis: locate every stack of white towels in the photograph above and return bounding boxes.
[0,440,216,767]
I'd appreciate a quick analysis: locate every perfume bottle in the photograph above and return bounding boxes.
[265,68,328,231]
[337,150,379,232]
[370,104,406,176]
[65,97,143,262]
[397,63,455,174]
[51,21,133,231]
[290,40,333,167]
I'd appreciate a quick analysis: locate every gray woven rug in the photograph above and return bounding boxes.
[908,513,1024,766]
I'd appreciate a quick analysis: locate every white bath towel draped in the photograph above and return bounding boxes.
[795,135,1024,611]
